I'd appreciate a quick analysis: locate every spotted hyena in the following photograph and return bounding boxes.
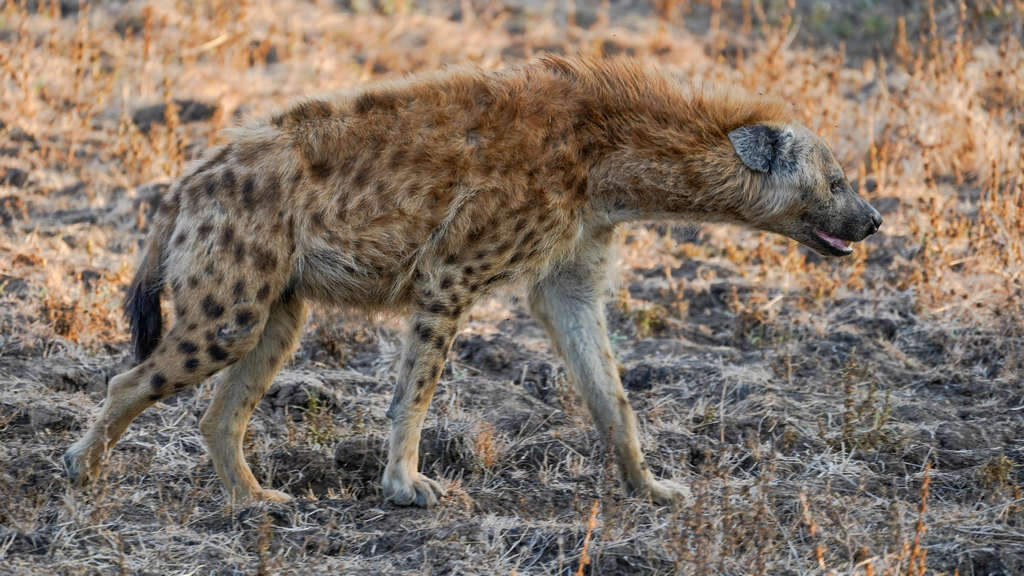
[64,56,881,507]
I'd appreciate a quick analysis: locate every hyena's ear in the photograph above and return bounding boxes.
[727,125,795,174]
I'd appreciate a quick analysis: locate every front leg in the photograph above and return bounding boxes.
[528,231,689,505]
[381,309,458,507]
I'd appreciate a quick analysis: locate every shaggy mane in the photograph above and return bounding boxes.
[535,55,793,140]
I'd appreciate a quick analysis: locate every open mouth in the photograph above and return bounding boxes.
[813,229,854,255]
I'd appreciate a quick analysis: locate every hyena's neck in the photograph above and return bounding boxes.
[584,141,752,227]
[556,83,781,226]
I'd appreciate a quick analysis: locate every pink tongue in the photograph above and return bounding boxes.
[815,230,850,250]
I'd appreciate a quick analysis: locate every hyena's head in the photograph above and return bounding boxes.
[728,123,882,257]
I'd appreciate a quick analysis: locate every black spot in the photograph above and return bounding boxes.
[311,162,333,179]
[222,169,237,192]
[220,226,235,247]
[256,284,271,300]
[241,177,255,205]
[426,301,447,315]
[433,335,446,350]
[232,281,245,298]
[235,309,255,326]
[178,341,199,355]
[204,262,216,275]
[440,276,453,289]
[574,176,588,197]
[354,92,398,115]
[150,373,167,390]
[197,222,213,241]
[173,232,187,246]
[204,330,216,342]
[187,323,198,331]
[444,254,457,265]
[208,344,229,361]
[201,295,225,319]
[509,252,523,265]
[431,364,440,379]
[233,241,246,263]
[184,358,200,372]
[353,168,369,188]
[188,275,199,288]
[416,378,426,389]
[148,393,162,401]
[415,323,432,341]
[463,266,474,275]
[253,248,277,272]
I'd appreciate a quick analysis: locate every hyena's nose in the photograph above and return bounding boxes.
[866,204,882,235]
[868,208,884,233]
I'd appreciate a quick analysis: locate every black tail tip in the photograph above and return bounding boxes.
[124,282,162,363]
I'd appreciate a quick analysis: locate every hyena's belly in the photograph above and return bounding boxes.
[291,219,427,308]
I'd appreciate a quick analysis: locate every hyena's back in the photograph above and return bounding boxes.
[162,64,589,319]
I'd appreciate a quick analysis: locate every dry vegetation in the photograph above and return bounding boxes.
[1,0,1023,574]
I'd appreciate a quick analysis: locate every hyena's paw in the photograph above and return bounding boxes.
[227,487,294,505]
[640,478,693,506]
[382,470,445,508]
[62,440,102,487]
[256,489,294,503]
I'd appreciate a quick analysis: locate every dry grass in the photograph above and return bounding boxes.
[1,0,1023,574]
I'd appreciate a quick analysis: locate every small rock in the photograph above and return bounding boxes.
[622,363,678,391]
[263,372,342,414]
[114,14,145,37]
[27,404,77,431]
[871,196,900,215]
[518,361,564,403]
[79,269,102,291]
[7,127,38,147]
[1,167,28,187]
[17,0,79,17]
[132,99,218,133]
[601,39,634,57]
[454,333,527,378]
[0,274,28,296]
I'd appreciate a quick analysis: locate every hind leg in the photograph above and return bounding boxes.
[64,286,274,487]
[199,294,306,503]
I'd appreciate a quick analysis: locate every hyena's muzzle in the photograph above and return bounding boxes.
[810,187,883,257]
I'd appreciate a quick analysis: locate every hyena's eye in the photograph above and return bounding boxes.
[829,179,844,195]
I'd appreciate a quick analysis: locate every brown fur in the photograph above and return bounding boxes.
[64,56,878,507]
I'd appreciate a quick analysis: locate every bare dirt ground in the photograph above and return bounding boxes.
[1,1,1023,574]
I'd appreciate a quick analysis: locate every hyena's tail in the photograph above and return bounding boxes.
[124,191,179,363]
